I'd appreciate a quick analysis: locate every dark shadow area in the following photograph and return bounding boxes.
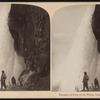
[8,4,50,91]
[92,5,100,54]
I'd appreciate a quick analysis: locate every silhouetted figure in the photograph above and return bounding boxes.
[8,82,11,88]
[83,72,89,91]
[19,77,23,86]
[94,77,99,89]
[11,76,16,87]
[91,83,95,89]
[1,70,7,90]
[75,86,79,92]
[89,86,92,90]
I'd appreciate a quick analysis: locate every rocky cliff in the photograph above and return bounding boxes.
[8,4,50,90]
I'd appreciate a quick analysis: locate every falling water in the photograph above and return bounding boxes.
[52,5,98,91]
[0,4,26,86]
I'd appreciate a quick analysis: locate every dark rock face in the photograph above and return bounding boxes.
[8,4,50,90]
[92,5,100,53]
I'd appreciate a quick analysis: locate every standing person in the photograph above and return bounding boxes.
[94,77,99,89]
[1,70,7,90]
[11,76,16,87]
[91,83,95,89]
[83,72,89,91]
[8,82,11,88]
[19,76,23,86]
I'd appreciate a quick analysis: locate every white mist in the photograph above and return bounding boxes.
[0,4,26,86]
[52,4,99,91]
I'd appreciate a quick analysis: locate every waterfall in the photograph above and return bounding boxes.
[0,4,25,86]
[52,5,97,91]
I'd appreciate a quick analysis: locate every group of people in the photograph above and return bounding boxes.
[0,70,16,90]
[83,72,99,91]
[0,70,100,91]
